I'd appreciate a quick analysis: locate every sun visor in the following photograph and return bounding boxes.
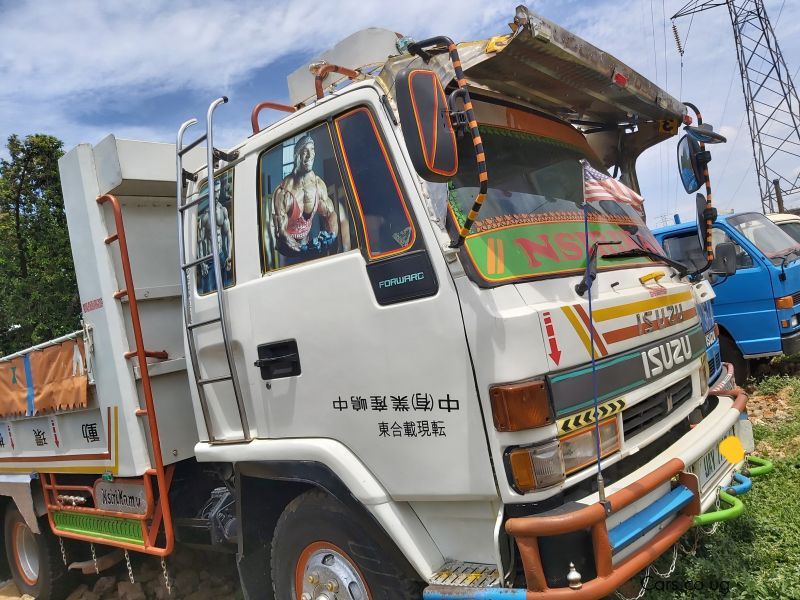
[461,21,685,127]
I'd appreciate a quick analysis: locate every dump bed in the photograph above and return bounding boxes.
[0,136,199,477]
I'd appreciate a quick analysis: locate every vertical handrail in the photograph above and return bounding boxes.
[176,118,216,441]
[96,193,174,556]
[205,98,251,441]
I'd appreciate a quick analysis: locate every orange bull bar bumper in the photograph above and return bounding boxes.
[504,387,748,599]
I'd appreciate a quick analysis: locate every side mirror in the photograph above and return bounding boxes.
[677,134,704,193]
[677,123,726,194]
[711,242,737,276]
[395,68,458,182]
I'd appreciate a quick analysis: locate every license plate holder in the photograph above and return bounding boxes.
[692,427,735,492]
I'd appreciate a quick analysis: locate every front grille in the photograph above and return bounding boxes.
[709,348,722,380]
[622,377,693,440]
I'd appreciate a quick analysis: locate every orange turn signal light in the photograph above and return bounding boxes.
[490,379,552,432]
[508,450,536,493]
[776,296,794,309]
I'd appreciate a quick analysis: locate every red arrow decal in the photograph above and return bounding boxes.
[51,419,60,448]
[543,311,562,365]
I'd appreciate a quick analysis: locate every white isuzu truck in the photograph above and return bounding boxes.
[0,6,770,599]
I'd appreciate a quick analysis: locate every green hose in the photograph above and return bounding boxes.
[693,490,743,526]
[746,455,774,477]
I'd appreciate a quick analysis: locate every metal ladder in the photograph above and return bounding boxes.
[176,97,251,443]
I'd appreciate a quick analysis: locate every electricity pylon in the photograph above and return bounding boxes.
[673,0,800,213]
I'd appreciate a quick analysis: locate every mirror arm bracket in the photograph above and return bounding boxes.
[447,88,469,132]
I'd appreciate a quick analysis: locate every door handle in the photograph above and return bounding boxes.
[255,340,301,379]
[254,352,298,367]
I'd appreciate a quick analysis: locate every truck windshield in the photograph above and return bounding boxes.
[728,212,800,263]
[447,123,664,285]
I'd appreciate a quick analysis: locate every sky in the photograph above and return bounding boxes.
[1,0,798,224]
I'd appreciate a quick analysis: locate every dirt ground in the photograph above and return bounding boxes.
[0,546,241,600]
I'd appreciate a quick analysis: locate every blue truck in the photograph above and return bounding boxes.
[655,211,800,377]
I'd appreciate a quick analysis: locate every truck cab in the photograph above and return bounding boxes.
[0,8,768,600]
[655,212,800,375]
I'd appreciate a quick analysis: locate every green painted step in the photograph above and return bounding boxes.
[52,510,144,545]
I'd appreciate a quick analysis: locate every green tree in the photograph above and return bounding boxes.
[0,134,80,355]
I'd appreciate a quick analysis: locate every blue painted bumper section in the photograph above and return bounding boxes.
[726,472,752,495]
[423,588,527,599]
[608,484,695,554]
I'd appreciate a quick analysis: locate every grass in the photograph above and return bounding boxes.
[619,373,800,599]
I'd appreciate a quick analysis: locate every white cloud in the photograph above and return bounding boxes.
[0,0,506,102]
[1,0,798,216]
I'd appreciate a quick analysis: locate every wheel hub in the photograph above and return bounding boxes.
[13,522,39,585]
[299,547,368,600]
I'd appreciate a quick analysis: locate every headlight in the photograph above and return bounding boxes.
[507,440,565,493]
[561,418,620,475]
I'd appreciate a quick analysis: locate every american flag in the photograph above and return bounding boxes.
[583,161,645,220]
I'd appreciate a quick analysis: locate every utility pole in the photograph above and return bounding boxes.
[774,179,784,213]
[673,0,800,214]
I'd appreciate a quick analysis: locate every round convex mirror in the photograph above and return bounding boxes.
[677,135,702,193]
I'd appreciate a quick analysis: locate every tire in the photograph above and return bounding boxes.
[720,334,750,382]
[271,490,423,600]
[4,506,74,600]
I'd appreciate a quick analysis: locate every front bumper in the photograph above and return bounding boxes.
[423,387,771,599]
[782,329,800,356]
[710,362,736,394]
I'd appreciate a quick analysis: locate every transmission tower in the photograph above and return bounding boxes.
[673,0,800,213]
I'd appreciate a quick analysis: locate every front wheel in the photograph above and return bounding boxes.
[719,334,750,381]
[270,490,423,599]
[4,507,74,600]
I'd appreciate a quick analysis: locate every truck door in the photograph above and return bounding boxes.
[709,226,779,355]
[225,99,495,498]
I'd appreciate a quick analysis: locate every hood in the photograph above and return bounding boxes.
[515,269,699,372]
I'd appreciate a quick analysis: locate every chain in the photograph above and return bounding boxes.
[614,543,680,600]
[679,528,701,556]
[615,567,652,600]
[161,556,172,595]
[650,544,679,578]
[125,549,135,584]
[90,543,99,575]
[615,481,733,600]
[58,537,67,566]
[701,492,723,535]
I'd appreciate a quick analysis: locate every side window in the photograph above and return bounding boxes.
[259,123,355,271]
[334,108,416,259]
[196,169,235,294]
[712,228,753,269]
[661,233,707,271]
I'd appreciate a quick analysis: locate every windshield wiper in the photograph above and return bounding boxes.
[575,241,621,295]
[776,249,800,281]
[603,248,689,277]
